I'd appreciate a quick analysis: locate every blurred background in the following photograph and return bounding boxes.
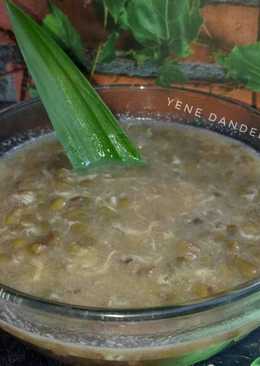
[0,0,259,105]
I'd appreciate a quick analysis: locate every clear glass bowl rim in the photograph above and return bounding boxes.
[1,84,260,322]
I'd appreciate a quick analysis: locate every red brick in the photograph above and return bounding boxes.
[0,0,48,29]
[93,73,254,107]
[184,43,215,64]
[53,0,106,48]
[92,73,154,86]
[209,84,253,105]
[256,94,260,110]
[202,5,259,49]
[0,33,12,44]
[12,68,24,101]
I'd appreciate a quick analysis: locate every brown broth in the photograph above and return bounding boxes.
[1,120,260,308]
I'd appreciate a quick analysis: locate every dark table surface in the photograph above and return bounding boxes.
[0,101,260,366]
[0,327,260,366]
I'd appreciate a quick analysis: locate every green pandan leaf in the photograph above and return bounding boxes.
[6,0,143,172]
[218,42,260,92]
[251,357,260,366]
[43,1,85,65]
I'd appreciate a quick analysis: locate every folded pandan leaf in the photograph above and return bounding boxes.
[6,0,143,172]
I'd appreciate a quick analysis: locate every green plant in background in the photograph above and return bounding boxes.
[95,0,260,91]
[22,0,260,95]
[218,42,260,92]
[104,0,202,57]
[42,1,85,66]
[95,0,203,86]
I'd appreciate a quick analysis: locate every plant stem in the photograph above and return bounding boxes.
[90,44,102,79]
[90,3,108,79]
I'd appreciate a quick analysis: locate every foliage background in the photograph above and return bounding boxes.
[0,0,259,106]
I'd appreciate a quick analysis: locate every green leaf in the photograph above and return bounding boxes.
[27,85,38,98]
[6,0,143,171]
[169,0,203,56]
[251,358,260,366]
[43,1,85,65]
[129,48,161,65]
[98,32,119,64]
[103,0,128,24]
[123,0,202,57]
[156,59,187,87]
[218,42,260,92]
[161,339,232,366]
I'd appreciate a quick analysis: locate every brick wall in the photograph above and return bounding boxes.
[0,0,48,100]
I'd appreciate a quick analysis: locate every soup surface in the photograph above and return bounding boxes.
[1,120,260,308]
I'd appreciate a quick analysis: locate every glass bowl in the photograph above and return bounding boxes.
[1,86,260,366]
